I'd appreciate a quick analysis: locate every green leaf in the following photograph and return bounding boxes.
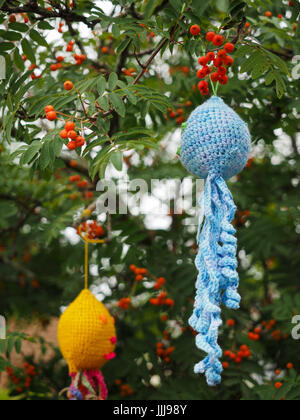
[0,30,22,41]
[111,150,123,171]
[20,141,42,165]
[13,49,25,72]
[108,72,118,91]
[21,39,36,64]
[116,38,131,55]
[97,76,106,96]
[8,22,29,32]
[38,21,55,30]
[29,29,49,48]
[98,95,110,111]
[0,42,14,53]
[110,93,126,117]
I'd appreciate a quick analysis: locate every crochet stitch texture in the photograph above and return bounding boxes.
[58,289,116,373]
[181,96,251,386]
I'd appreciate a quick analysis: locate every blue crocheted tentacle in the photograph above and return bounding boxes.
[189,173,240,386]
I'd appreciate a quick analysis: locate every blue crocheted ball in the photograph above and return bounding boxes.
[181,96,251,180]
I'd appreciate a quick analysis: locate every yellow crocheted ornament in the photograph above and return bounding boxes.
[58,289,116,374]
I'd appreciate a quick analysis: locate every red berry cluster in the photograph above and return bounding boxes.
[77,220,105,239]
[118,297,131,310]
[59,120,86,151]
[248,327,261,341]
[224,345,252,366]
[154,277,166,290]
[150,291,174,307]
[6,362,36,394]
[196,32,235,95]
[156,342,175,364]
[129,265,148,282]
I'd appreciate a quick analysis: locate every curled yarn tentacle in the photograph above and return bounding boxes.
[189,173,240,386]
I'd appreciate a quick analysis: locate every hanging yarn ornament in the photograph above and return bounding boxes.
[181,96,251,386]
[58,226,117,400]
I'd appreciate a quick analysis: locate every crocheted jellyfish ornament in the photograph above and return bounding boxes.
[58,290,117,400]
[181,96,251,386]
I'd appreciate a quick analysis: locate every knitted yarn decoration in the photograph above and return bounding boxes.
[58,289,117,400]
[181,96,251,386]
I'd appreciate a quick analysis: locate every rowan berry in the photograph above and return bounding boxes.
[224,42,235,53]
[224,56,234,67]
[77,180,88,188]
[265,11,272,18]
[206,52,215,62]
[67,141,76,151]
[64,81,73,91]
[277,14,283,19]
[69,175,80,183]
[212,34,224,47]
[60,129,68,139]
[190,25,201,36]
[210,72,219,83]
[75,136,85,147]
[9,14,16,23]
[65,121,75,131]
[68,130,77,139]
[50,64,58,71]
[157,277,166,285]
[197,68,206,79]
[245,22,250,29]
[222,362,229,369]
[218,66,227,75]
[275,369,281,375]
[136,275,143,282]
[213,57,223,67]
[150,298,160,306]
[129,265,136,272]
[165,298,174,307]
[275,382,283,390]
[101,46,109,54]
[217,49,227,59]
[45,105,54,113]
[206,31,215,42]
[46,111,57,121]
[161,315,168,322]
[224,350,232,358]
[219,75,229,85]
[287,363,293,370]
[56,56,64,62]
[227,319,235,327]
[235,357,242,364]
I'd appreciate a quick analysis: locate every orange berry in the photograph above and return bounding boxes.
[206,31,215,42]
[45,105,54,113]
[67,141,76,151]
[190,25,201,36]
[224,42,235,53]
[64,81,73,91]
[227,319,235,327]
[275,382,283,390]
[161,315,168,322]
[60,129,68,139]
[136,275,143,282]
[286,363,293,370]
[245,22,250,29]
[222,362,229,369]
[275,369,281,375]
[50,64,58,71]
[165,298,174,307]
[101,46,109,54]
[68,130,77,139]
[46,111,57,121]
[129,264,136,272]
[150,298,160,306]
[65,121,75,131]
[265,11,272,18]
